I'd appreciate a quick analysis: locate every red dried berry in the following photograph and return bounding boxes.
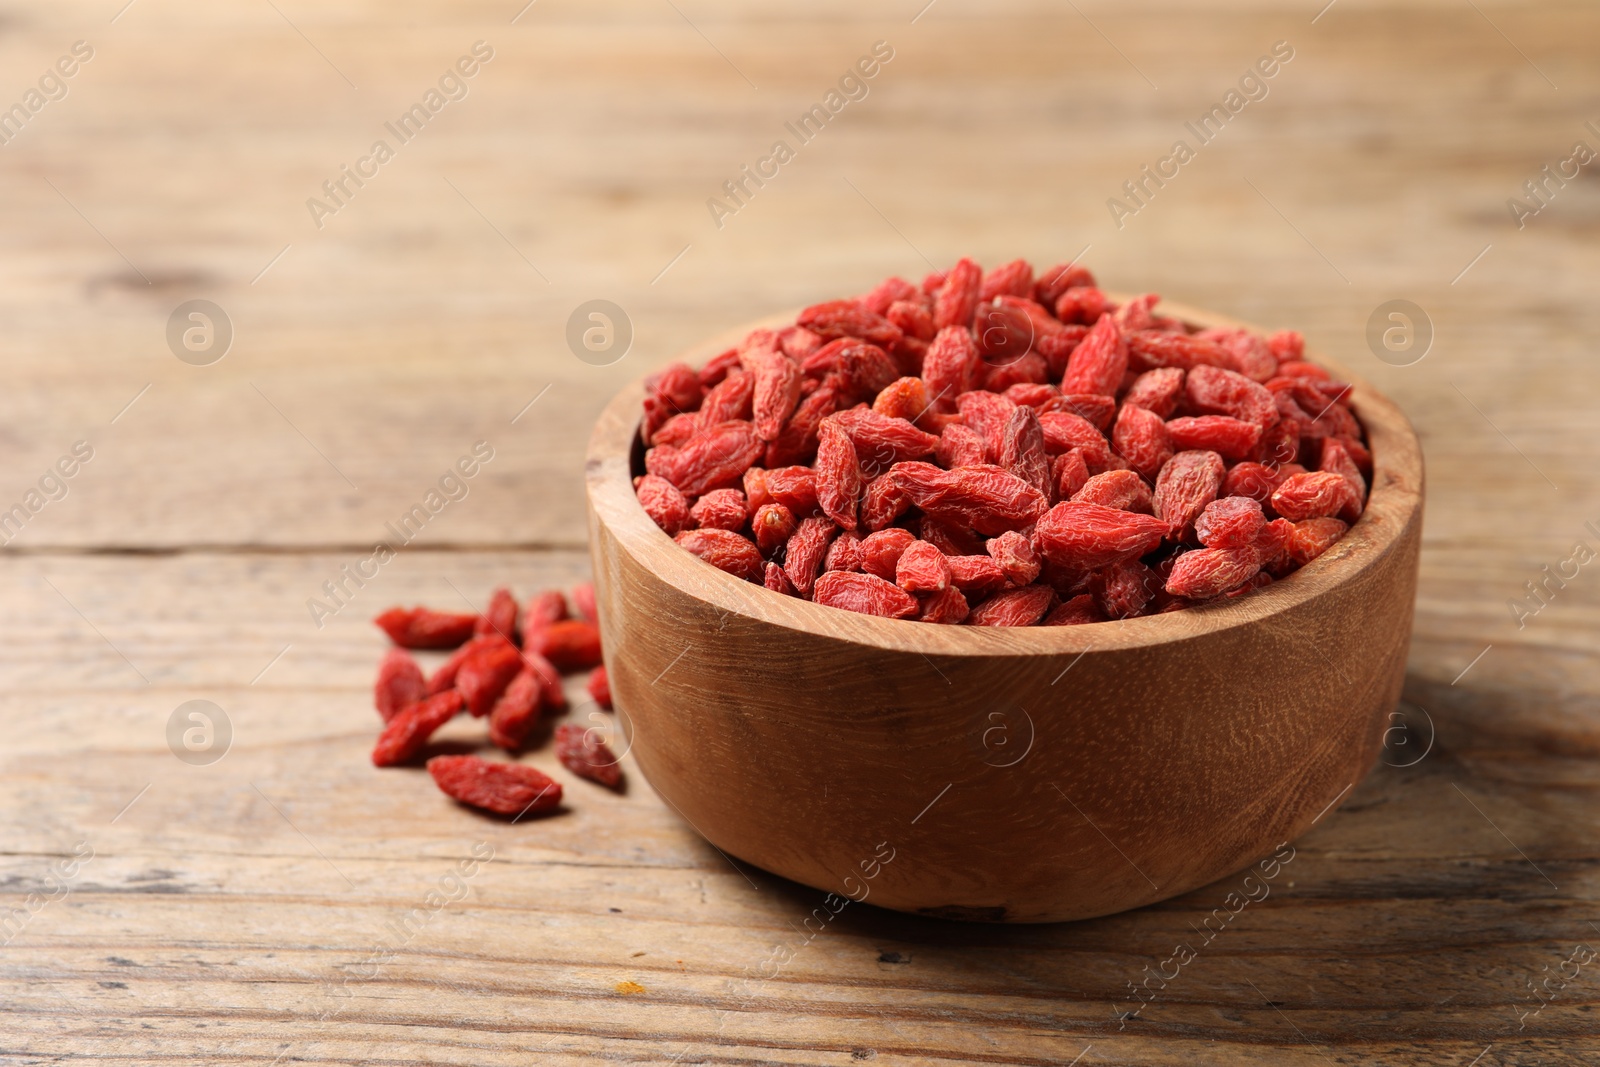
[873,376,931,421]
[922,325,981,411]
[1071,469,1153,514]
[860,276,918,315]
[1221,461,1283,504]
[1289,517,1350,565]
[1153,450,1225,537]
[488,669,542,751]
[690,488,750,532]
[751,353,803,442]
[587,664,612,709]
[1319,437,1367,521]
[933,257,982,331]
[861,475,910,531]
[1196,326,1278,382]
[1268,330,1305,361]
[812,571,920,619]
[896,540,951,594]
[918,583,971,624]
[765,375,841,467]
[1061,315,1127,397]
[374,648,426,723]
[1126,330,1230,372]
[887,462,1048,535]
[458,637,524,718]
[1044,593,1104,626]
[697,369,755,427]
[521,649,567,711]
[1091,557,1159,620]
[831,408,941,466]
[947,554,1008,596]
[919,516,983,556]
[956,389,1016,461]
[783,516,837,596]
[1270,471,1351,522]
[1038,411,1116,471]
[1111,403,1173,481]
[814,417,862,532]
[524,619,604,673]
[1185,365,1278,428]
[764,560,797,595]
[427,754,563,815]
[859,528,917,580]
[1165,416,1263,461]
[1122,367,1185,417]
[554,722,624,788]
[968,584,1054,627]
[1054,286,1109,325]
[980,258,1034,301]
[373,690,464,767]
[825,530,864,572]
[524,590,569,631]
[473,587,519,641]
[646,420,764,498]
[937,422,987,469]
[1052,449,1091,500]
[427,635,493,696]
[1195,496,1267,549]
[996,405,1052,498]
[751,502,798,555]
[797,299,904,349]
[886,301,936,345]
[1165,546,1262,599]
[571,580,597,623]
[1034,501,1169,570]
[374,607,478,650]
[636,473,694,535]
[1035,262,1096,307]
[763,466,820,515]
[674,528,765,582]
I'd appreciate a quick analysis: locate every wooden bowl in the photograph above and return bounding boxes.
[585,299,1424,923]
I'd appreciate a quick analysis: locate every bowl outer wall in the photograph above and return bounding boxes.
[584,298,1423,923]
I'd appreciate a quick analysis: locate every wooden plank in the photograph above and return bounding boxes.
[2,552,1598,1063]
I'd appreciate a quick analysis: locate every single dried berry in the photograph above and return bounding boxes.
[700,349,744,388]
[1044,593,1103,626]
[1165,416,1262,461]
[812,571,920,618]
[1072,469,1154,514]
[1165,546,1262,599]
[762,466,820,514]
[690,488,750,531]
[458,637,524,717]
[996,405,1052,498]
[1153,450,1225,537]
[831,408,940,466]
[373,690,464,767]
[860,275,918,315]
[1289,517,1350,565]
[814,418,862,532]
[751,353,803,441]
[1053,286,1109,325]
[888,461,1048,535]
[764,560,797,595]
[797,299,904,349]
[1092,558,1159,620]
[922,326,981,411]
[1185,365,1278,428]
[825,530,864,572]
[1319,437,1367,521]
[374,649,426,723]
[675,528,765,582]
[1046,393,1117,432]
[968,584,1054,627]
[919,515,983,556]
[522,649,567,711]
[1270,471,1351,522]
[1061,315,1127,397]
[1035,262,1096,307]
[886,301,936,344]
[933,257,982,331]
[1038,411,1117,471]
[896,540,951,594]
[524,590,569,631]
[1196,326,1279,382]
[765,376,841,467]
[427,754,563,815]
[987,529,1041,586]
[427,635,493,696]
[944,554,1007,596]
[859,527,917,580]
[636,474,694,535]
[861,475,910,531]
[751,502,797,555]
[1221,461,1283,504]
[955,390,1016,460]
[937,422,986,469]
[1111,402,1173,481]
[918,583,970,624]
[571,580,597,623]
[646,420,764,498]
[525,619,604,673]
[697,369,755,426]
[1052,449,1091,500]
[1122,367,1185,417]
[1126,330,1231,371]
[1034,502,1169,570]
[587,665,612,709]
[1195,496,1267,549]
[488,669,543,751]
[872,376,931,421]
[474,587,520,641]
[374,607,478,650]
[980,258,1034,301]
[783,516,837,596]
[554,722,624,788]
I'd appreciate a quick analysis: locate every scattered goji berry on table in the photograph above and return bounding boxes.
[427,755,563,815]
[554,723,624,788]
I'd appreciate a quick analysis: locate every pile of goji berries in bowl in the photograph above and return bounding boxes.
[633,258,1370,625]
[367,583,624,818]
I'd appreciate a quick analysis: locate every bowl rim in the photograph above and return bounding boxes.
[586,295,1425,658]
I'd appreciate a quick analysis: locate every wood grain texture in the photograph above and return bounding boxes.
[585,304,1424,922]
[1,0,1598,1062]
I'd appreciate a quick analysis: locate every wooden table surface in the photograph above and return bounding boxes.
[3,1,1598,1063]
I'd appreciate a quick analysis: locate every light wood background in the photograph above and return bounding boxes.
[2,1,1597,1063]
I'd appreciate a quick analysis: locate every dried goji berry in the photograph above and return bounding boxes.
[765,378,841,467]
[886,301,936,344]
[1267,330,1305,361]
[896,540,951,594]
[474,587,519,641]
[697,348,743,389]
[587,664,612,709]
[524,619,604,673]
[825,530,864,572]
[861,275,918,315]
[968,584,1054,626]
[922,325,981,411]
[373,690,463,767]
[554,722,624,788]
[1091,557,1159,619]
[1035,262,1096,307]
[1052,449,1091,500]
[956,389,1016,460]
[571,582,597,625]
[783,516,837,596]
[1111,402,1173,481]
[873,376,931,421]
[1122,367,1185,418]
[636,473,694,536]
[861,475,910,531]
[1270,471,1350,522]
[1038,411,1117,471]
[1043,593,1103,626]
[1053,286,1109,325]
[1289,517,1350,565]
[521,649,567,711]
[1318,437,1367,521]
[427,754,563,815]
[697,369,755,426]
[1195,496,1267,549]
[763,466,820,514]
[1126,329,1229,372]
[814,418,862,532]
[524,590,569,631]
[996,404,1052,498]
[812,571,920,619]
[1165,416,1262,461]
[1072,469,1154,513]
[946,554,1008,596]
[1196,326,1278,382]
[937,422,987,469]
[374,648,425,723]
[933,257,982,331]
[1165,546,1262,599]
[690,488,750,532]
[764,560,797,595]
[1045,393,1117,432]
[859,528,917,580]
[831,408,941,466]
[918,583,970,624]
[374,606,478,650]
[887,461,1047,535]
[1185,365,1278,428]
[1153,450,1225,537]
[980,258,1034,301]
[987,529,1042,586]
[1221,461,1283,504]
[1034,501,1169,570]
[752,502,797,555]
[488,669,542,751]
[674,528,765,582]
[646,420,764,498]
[750,353,803,442]
[458,637,524,717]
[1061,315,1127,397]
